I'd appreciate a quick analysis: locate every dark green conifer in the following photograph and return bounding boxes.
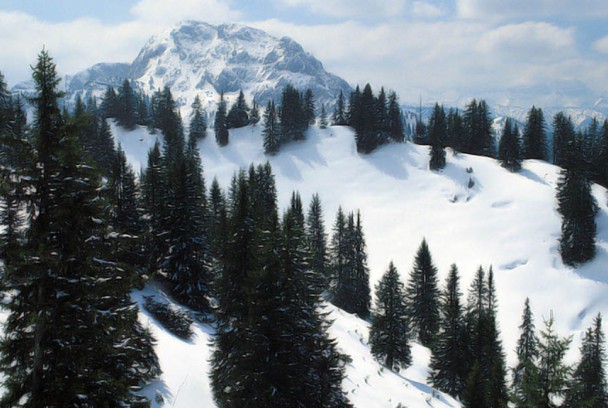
[498,118,522,172]
[565,314,608,407]
[189,95,207,140]
[0,49,159,407]
[406,238,440,347]
[370,262,412,371]
[523,106,547,161]
[556,158,597,266]
[429,264,468,397]
[511,298,540,407]
[429,103,447,170]
[214,91,229,146]
[263,100,280,155]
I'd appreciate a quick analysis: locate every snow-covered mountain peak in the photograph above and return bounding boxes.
[127,20,350,110]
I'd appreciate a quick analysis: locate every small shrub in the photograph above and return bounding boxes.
[468,177,475,189]
[143,296,193,340]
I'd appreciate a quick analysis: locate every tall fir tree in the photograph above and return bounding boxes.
[498,118,522,172]
[463,99,494,157]
[215,91,229,146]
[405,238,440,347]
[0,49,159,407]
[387,91,405,143]
[226,90,250,129]
[329,207,350,310]
[303,88,316,126]
[116,79,138,130]
[370,262,412,371]
[556,157,597,266]
[552,112,576,167]
[511,298,540,407]
[262,100,280,155]
[319,103,328,129]
[446,108,465,153]
[189,94,207,141]
[536,314,572,407]
[565,314,608,407]
[332,90,348,126]
[463,266,508,408]
[249,97,260,126]
[428,103,447,170]
[351,210,371,318]
[523,106,547,161]
[306,193,329,289]
[429,264,468,398]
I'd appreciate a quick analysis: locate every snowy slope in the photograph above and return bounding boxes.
[110,121,608,406]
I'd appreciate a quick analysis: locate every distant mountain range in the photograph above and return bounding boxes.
[11,20,608,128]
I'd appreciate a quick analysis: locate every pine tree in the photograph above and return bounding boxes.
[463,99,494,157]
[511,298,540,407]
[0,49,159,407]
[353,84,380,153]
[215,91,229,146]
[593,120,608,187]
[304,88,316,126]
[351,210,371,318]
[536,314,572,407]
[370,262,412,371]
[306,193,329,288]
[329,207,349,309]
[110,145,145,275]
[279,84,307,142]
[553,112,576,167]
[189,95,207,141]
[446,108,464,153]
[565,314,608,407]
[406,238,440,347]
[262,100,280,155]
[141,140,166,275]
[523,106,547,161]
[100,86,119,119]
[207,177,228,260]
[226,90,249,129]
[164,145,211,314]
[429,103,447,170]
[387,91,404,143]
[116,79,138,130]
[249,97,260,126]
[463,266,508,408]
[332,90,347,126]
[319,103,328,129]
[429,264,468,397]
[498,118,522,172]
[556,159,597,266]
[96,118,116,175]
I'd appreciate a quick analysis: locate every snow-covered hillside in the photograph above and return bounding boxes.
[107,121,608,406]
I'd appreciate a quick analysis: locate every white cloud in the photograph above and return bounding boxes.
[130,0,240,24]
[594,36,608,54]
[477,22,577,63]
[457,0,608,20]
[252,18,606,106]
[411,1,446,18]
[0,11,154,85]
[277,0,405,19]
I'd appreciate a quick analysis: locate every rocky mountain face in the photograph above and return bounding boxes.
[14,21,352,114]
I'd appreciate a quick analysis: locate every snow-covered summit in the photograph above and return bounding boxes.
[130,20,350,110]
[12,21,351,114]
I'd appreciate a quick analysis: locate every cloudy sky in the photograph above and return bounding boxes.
[2,0,608,106]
